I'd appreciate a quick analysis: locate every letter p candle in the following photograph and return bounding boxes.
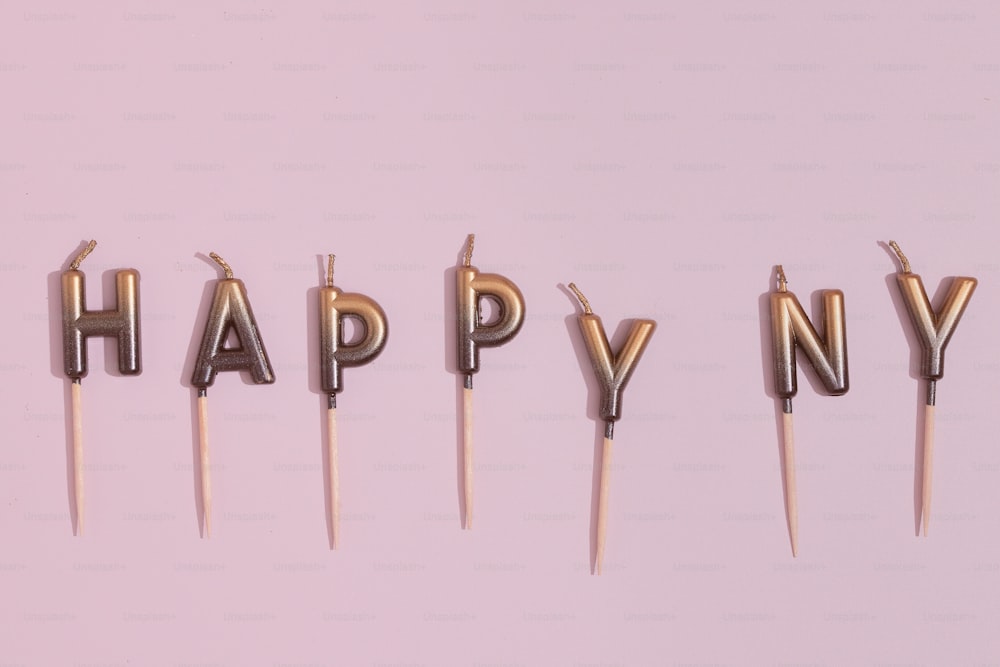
[318,254,388,548]
[768,265,848,556]
[455,234,525,529]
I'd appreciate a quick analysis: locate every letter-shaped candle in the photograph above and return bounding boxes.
[191,252,275,537]
[768,265,848,556]
[568,283,655,575]
[318,254,388,548]
[887,240,976,536]
[455,234,525,529]
[61,240,141,535]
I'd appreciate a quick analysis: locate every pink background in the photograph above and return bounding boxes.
[2,1,999,665]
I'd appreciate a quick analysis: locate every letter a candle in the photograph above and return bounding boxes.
[568,283,654,575]
[886,240,976,536]
[318,254,388,548]
[455,234,525,529]
[61,240,142,535]
[768,265,848,556]
[190,252,275,537]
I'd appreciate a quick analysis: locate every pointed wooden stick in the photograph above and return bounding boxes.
[463,380,474,529]
[782,410,798,557]
[71,379,84,536]
[596,430,614,575]
[328,397,340,548]
[922,403,935,536]
[197,390,212,538]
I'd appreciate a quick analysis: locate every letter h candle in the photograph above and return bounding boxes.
[61,240,141,535]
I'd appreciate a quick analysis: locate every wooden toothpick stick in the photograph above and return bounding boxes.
[328,393,340,548]
[71,378,84,536]
[463,375,474,529]
[922,382,936,536]
[197,388,212,538]
[782,405,798,557]
[596,422,613,575]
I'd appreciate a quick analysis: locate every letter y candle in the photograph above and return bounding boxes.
[568,283,655,574]
[886,240,976,536]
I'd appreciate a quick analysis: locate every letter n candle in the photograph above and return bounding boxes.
[768,265,848,556]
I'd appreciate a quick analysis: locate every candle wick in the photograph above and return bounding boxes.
[888,240,911,273]
[69,240,97,270]
[776,265,788,293]
[463,234,475,267]
[209,252,234,279]
[327,254,335,287]
[567,282,593,315]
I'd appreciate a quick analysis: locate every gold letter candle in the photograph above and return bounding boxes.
[455,234,525,529]
[191,252,275,537]
[568,283,655,575]
[768,265,848,557]
[887,240,976,537]
[318,254,388,548]
[61,240,142,536]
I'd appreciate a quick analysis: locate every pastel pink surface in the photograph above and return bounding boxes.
[2,2,999,665]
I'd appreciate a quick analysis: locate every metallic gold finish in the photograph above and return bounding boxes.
[456,266,525,375]
[191,278,275,388]
[319,286,388,394]
[577,314,656,422]
[894,273,976,383]
[61,268,142,378]
[769,289,848,399]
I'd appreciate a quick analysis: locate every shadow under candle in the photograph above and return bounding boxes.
[443,242,466,529]
[306,254,336,548]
